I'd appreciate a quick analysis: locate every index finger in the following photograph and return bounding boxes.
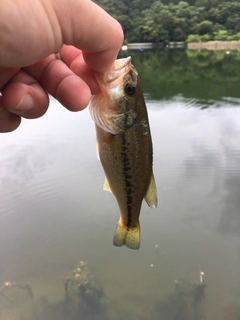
[0,0,123,72]
[53,0,124,72]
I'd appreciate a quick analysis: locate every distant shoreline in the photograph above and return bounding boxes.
[122,41,240,51]
[122,42,184,50]
[188,41,240,50]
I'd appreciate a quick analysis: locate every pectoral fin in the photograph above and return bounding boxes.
[103,178,112,193]
[144,174,158,208]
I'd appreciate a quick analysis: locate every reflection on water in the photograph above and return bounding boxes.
[1,51,240,319]
[120,49,240,102]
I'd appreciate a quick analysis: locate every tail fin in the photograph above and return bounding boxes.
[113,221,140,250]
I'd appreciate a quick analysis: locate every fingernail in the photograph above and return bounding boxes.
[15,93,34,111]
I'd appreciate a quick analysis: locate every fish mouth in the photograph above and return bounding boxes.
[95,56,138,88]
[114,56,132,72]
[106,56,136,83]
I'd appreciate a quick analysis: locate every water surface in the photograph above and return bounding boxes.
[1,50,240,320]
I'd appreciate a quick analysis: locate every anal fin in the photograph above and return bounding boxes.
[103,178,112,193]
[144,174,158,208]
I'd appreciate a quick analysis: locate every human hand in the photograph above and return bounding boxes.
[0,0,123,132]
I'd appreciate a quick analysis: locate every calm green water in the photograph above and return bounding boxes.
[1,50,240,320]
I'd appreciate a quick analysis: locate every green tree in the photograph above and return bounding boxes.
[213,23,226,33]
[177,7,191,19]
[197,20,213,35]
[186,34,201,42]
[173,27,186,41]
[200,34,211,41]
[230,32,240,41]
[93,0,240,43]
[207,8,219,23]
[195,0,209,8]
[142,2,173,42]
[226,16,240,33]
[178,1,189,8]
[214,30,228,41]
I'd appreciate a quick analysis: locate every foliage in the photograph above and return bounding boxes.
[214,30,228,41]
[93,0,240,42]
[197,21,213,35]
[186,34,201,43]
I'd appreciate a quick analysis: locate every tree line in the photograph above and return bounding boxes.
[93,0,240,43]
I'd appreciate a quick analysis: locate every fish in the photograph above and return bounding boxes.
[89,56,157,250]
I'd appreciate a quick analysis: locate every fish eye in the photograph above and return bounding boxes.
[125,83,136,96]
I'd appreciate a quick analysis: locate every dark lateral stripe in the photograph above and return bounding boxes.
[121,134,133,228]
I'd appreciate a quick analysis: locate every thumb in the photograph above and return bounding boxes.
[0,0,123,72]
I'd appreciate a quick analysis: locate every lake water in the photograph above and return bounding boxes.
[1,50,240,320]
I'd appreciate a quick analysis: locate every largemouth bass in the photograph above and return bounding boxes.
[89,56,157,250]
